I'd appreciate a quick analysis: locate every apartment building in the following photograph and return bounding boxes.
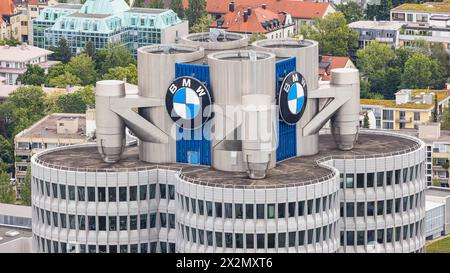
[349,20,405,50]
[0,0,22,40]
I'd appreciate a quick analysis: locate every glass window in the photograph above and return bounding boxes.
[52,212,58,227]
[403,197,408,212]
[207,231,213,246]
[129,186,137,201]
[357,231,365,245]
[225,233,232,248]
[377,229,384,244]
[268,204,275,219]
[69,214,75,229]
[402,168,408,183]
[307,200,313,215]
[60,213,67,228]
[120,216,127,230]
[98,187,106,202]
[88,216,95,231]
[140,243,148,253]
[120,245,128,253]
[377,172,384,187]
[340,173,344,188]
[278,203,286,218]
[246,234,254,249]
[140,214,147,229]
[298,201,305,216]
[235,204,243,219]
[68,186,75,201]
[287,232,295,247]
[346,231,354,246]
[357,173,365,188]
[149,213,156,228]
[109,216,117,231]
[268,233,275,248]
[159,184,166,199]
[77,186,85,202]
[88,187,95,202]
[160,213,167,228]
[298,231,305,246]
[108,187,116,202]
[346,174,354,188]
[191,199,197,214]
[357,202,365,217]
[367,173,374,187]
[315,198,321,214]
[246,204,254,219]
[367,201,374,216]
[139,185,147,200]
[216,232,223,247]
[377,200,384,215]
[119,187,127,202]
[386,171,393,186]
[346,202,354,217]
[215,203,222,218]
[199,200,205,216]
[395,169,401,184]
[288,202,296,217]
[395,227,401,242]
[225,203,232,218]
[386,199,393,214]
[169,214,175,229]
[78,215,85,230]
[257,234,265,249]
[149,184,156,199]
[340,202,344,217]
[45,182,51,197]
[52,183,58,198]
[168,185,175,200]
[278,233,286,248]
[98,216,106,231]
[307,229,314,245]
[257,204,265,219]
[206,201,213,217]
[235,233,243,248]
[130,215,137,230]
[387,228,393,243]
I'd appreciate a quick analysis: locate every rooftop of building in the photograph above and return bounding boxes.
[0,44,53,63]
[51,3,82,10]
[361,89,450,110]
[0,203,32,219]
[206,0,333,19]
[0,226,32,245]
[392,2,450,13]
[14,113,87,143]
[319,56,353,81]
[0,0,18,16]
[210,5,289,34]
[349,20,405,30]
[426,186,450,198]
[426,200,444,210]
[35,132,420,188]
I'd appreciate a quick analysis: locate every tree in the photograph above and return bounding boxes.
[78,86,95,109]
[299,12,357,56]
[44,89,66,113]
[430,43,450,77]
[365,0,392,21]
[45,63,67,85]
[442,102,450,130]
[149,0,164,8]
[54,92,87,113]
[357,41,395,76]
[391,47,412,73]
[66,54,97,86]
[0,37,20,46]
[50,37,72,64]
[48,72,82,88]
[84,41,96,58]
[363,113,370,128]
[190,15,214,33]
[16,64,46,86]
[96,44,135,75]
[0,135,13,173]
[433,94,438,122]
[186,0,206,28]
[401,52,446,89]
[171,0,185,19]
[249,32,267,43]
[335,2,364,23]
[103,64,138,85]
[20,166,32,206]
[0,172,15,204]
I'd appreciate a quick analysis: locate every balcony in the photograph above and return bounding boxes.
[396,117,412,123]
[375,37,394,43]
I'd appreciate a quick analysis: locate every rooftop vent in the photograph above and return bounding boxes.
[5,230,20,237]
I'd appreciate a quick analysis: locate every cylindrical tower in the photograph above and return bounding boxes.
[207,50,276,173]
[137,44,205,163]
[252,39,320,157]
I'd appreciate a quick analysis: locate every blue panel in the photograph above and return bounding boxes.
[175,63,211,166]
[275,57,297,161]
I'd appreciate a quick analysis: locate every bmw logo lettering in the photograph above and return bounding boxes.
[278,71,307,125]
[166,76,212,129]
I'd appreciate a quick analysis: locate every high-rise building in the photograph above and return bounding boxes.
[32,0,188,56]
[30,34,427,253]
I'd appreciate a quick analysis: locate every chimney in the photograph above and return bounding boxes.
[247,7,252,15]
[243,11,248,22]
[229,1,235,12]
[262,4,267,9]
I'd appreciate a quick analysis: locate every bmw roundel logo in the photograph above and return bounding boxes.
[165,76,212,129]
[278,71,307,125]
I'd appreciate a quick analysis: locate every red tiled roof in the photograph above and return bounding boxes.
[28,0,49,5]
[319,56,351,81]
[211,6,285,34]
[206,0,333,19]
[0,0,17,16]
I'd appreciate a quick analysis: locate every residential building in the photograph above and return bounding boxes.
[425,187,450,240]
[348,20,405,50]
[361,89,450,130]
[0,0,22,40]
[0,43,57,85]
[14,113,93,193]
[32,0,188,56]
[16,0,59,43]
[390,2,450,52]
[319,55,356,81]
[209,4,294,39]
[206,0,335,31]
